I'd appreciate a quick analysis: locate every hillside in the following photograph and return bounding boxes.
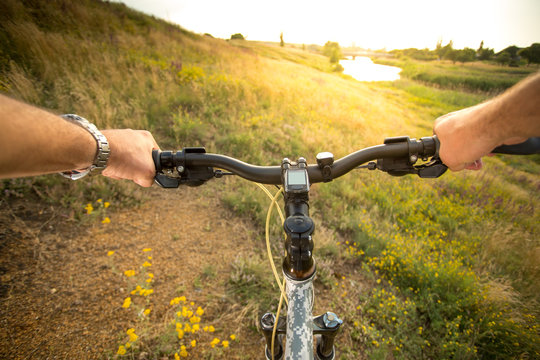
[1,1,539,359]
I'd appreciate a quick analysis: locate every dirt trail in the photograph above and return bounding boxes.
[0,184,264,359]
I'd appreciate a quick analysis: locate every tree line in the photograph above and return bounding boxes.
[391,41,540,66]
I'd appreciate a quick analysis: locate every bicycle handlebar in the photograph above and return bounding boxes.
[153,135,540,188]
[492,137,540,155]
[153,136,445,187]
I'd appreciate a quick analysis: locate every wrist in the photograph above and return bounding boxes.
[60,115,110,180]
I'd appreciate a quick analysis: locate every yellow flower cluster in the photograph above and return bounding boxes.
[116,328,138,355]
[130,285,153,297]
[124,270,136,277]
[122,297,131,309]
[169,296,236,357]
[84,199,112,224]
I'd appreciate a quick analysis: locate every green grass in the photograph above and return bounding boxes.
[1,0,539,358]
[374,56,538,93]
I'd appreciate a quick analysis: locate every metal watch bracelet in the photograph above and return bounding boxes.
[59,114,110,180]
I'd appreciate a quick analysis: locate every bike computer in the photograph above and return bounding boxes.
[284,168,310,193]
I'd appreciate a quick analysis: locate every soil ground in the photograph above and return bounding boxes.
[0,183,268,359]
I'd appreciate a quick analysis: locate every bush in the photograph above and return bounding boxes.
[230,33,245,40]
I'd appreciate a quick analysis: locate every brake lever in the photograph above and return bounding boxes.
[155,173,181,188]
[414,158,448,178]
[375,157,447,178]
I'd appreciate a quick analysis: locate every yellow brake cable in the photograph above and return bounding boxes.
[255,183,288,360]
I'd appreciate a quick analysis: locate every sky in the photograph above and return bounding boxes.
[117,0,540,51]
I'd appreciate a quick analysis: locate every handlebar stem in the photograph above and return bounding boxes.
[282,158,316,281]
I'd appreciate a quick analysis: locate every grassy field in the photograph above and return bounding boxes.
[1,1,539,359]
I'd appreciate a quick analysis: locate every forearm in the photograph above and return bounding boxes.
[485,72,540,141]
[0,94,96,178]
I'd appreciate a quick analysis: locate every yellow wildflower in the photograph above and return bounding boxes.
[127,328,137,342]
[147,256,152,260]
[143,309,151,316]
[142,261,152,267]
[104,201,110,208]
[131,285,142,295]
[210,338,220,348]
[124,270,136,277]
[177,329,184,339]
[192,324,200,332]
[230,334,236,341]
[148,273,154,278]
[174,353,180,360]
[179,349,188,357]
[222,340,229,348]
[208,325,215,332]
[85,203,93,215]
[196,306,204,316]
[117,345,126,355]
[191,339,196,347]
[101,217,111,224]
[125,342,131,348]
[107,250,115,256]
[97,199,102,203]
[122,297,131,308]
[142,248,152,252]
[141,289,154,296]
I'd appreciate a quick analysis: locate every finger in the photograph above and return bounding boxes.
[134,177,154,188]
[465,159,483,170]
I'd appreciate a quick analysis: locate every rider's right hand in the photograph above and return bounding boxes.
[101,129,160,187]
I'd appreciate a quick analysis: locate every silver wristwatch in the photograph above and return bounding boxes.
[60,114,110,180]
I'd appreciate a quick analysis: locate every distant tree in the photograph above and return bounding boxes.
[501,45,520,58]
[477,40,494,60]
[494,51,511,66]
[444,48,459,63]
[518,43,540,65]
[391,48,437,61]
[280,32,284,47]
[436,40,454,60]
[456,48,477,63]
[230,33,245,40]
[496,45,521,66]
[323,41,342,63]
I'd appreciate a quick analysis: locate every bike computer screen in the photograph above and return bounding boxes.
[285,169,309,193]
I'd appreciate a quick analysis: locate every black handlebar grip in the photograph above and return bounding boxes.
[492,137,540,155]
[152,149,161,172]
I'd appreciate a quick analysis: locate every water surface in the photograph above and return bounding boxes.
[340,57,401,82]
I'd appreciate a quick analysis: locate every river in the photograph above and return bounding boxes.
[339,56,401,82]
